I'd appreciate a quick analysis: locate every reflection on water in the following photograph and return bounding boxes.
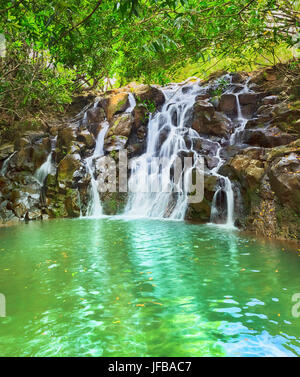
[0,218,299,356]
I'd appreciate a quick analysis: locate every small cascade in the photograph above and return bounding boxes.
[209,140,235,228]
[85,121,109,217]
[230,78,251,145]
[77,189,83,218]
[210,76,251,228]
[126,93,136,113]
[123,82,203,220]
[0,151,17,176]
[34,137,57,185]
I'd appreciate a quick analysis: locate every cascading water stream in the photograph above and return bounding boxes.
[34,136,57,185]
[123,82,203,220]
[85,121,109,217]
[126,93,136,113]
[210,77,251,228]
[0,151,17,176]
[123,76,251,226]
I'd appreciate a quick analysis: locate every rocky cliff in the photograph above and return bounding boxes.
[0,64,299,241]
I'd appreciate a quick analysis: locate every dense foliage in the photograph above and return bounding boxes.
[0,0,299,127]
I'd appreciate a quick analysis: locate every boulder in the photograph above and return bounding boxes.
[32,139,51,170]
[268,153,300,212]
[0,144,14,161]
[57,126,77,151]
[192,100,231,137]
[230,72,248,84]
[262,95,279,105]
[25,209,42,221]
[58,153,82,182]
[64,189,81,217]
[238,93,261,105]
[13,147,34,172]
[85,106,106,125]
[188,174,218,221]
[21,131,46,143]
[231,156,265,186]
[133,85,165,108]
[109,114,133,137]
[132,104,148,130]
[77,130,95,148]
[0,200,17,224]
[244,127,296,148]
[100,92,129,121]
[218,94,237,116]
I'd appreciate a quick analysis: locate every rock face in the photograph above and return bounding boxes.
[58,153,82,184]
[132,84,165,108]
[100,92,129,121]
[0,144,14,160]
[218,94,237,116]
[268,152,300,213]
[0,68,299,241]
[192,99,232,137]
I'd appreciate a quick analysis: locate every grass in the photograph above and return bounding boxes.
[172,44,297,82]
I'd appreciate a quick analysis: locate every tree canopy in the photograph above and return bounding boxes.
[0,0,299,118]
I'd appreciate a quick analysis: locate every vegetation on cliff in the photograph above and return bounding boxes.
[0,0,299,140]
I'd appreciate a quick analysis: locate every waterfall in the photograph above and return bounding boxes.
[34,137,57,185]
[0,151,17,176]
[122,76,250,226]
[210,77,251,228]
[85,121,109,217]
[123,82,203,220]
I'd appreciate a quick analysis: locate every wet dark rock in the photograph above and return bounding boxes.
[133,105,148,130]
[57,126,77,152]
[0,144,14,160]
[268,153,300,213]
[262,95,279,106]
[133,84,165,108]
[77,130,95,148]
[192,100,231,137]
[230,72,248,84]
[187,174,218,221]
[86,106,106,125]
[218,93,237,116]
[244,127,296,148]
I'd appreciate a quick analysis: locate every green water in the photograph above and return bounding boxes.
[0,218,299,357]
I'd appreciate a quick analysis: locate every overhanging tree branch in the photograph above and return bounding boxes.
[238,0,257,15]
[60,0,103,38]
[0,0,25,14]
